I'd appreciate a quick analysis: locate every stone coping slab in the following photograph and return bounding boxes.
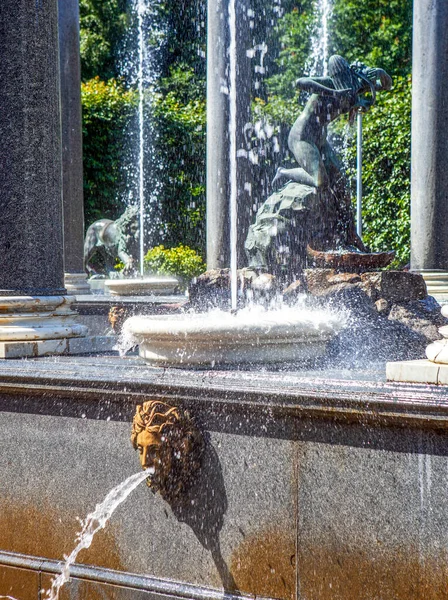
[1,355,448,429]
[386,358,448,386]
[0,336,116,359]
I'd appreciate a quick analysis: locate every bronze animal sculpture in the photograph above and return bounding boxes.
[245,55,392,279]
[84,204,139,277]
[131,400,204,501]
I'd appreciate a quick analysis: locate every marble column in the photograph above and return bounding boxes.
[206,0,252,270]
[59,0,91,294]
[206,0,229,269]
[411,0,448,297]
[0,0,90,357]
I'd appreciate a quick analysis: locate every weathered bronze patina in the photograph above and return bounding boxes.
[131,400,204,501]
[84,204,139,277]
[245,55,393,279]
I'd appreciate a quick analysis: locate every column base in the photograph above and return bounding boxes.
[415,271,448,302]
[386,359,445,385]
[64,272,91,295]
[0,335,116,359]
[386,306,448,384]
[0,295,114,358]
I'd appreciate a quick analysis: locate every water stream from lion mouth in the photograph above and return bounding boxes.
[46,468,154,600]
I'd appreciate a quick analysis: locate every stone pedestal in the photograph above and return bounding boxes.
[418,271,448,303]
[64,273,91,295]
[410,0,448,271]
[386,305,448,384]
[0,0,110,357]
[59,0,91,295]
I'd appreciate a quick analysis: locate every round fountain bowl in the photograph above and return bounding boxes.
[123,308,343,367]
[105,276,180,297]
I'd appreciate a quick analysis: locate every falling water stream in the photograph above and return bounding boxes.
[309,0,332,76]
[228,0,238,311]
[46,468,153,600]
[136,0,146,276]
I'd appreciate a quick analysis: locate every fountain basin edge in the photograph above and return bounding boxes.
[123,310,343,366]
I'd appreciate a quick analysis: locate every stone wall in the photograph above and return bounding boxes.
[1,360,448,599]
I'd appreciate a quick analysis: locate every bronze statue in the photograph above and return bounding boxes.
[131,400,203,501]
[84,204,139,277]
[245,55,392,278]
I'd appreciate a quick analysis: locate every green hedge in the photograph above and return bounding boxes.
[144,65,206,253]
[345,77,411,265]
[81,77,137,226]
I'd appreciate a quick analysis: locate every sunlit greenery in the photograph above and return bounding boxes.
[80,0,413,262]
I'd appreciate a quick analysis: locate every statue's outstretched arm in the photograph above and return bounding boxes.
[371,68,392,91]
[357,67,392,92]
[295,76,352,97]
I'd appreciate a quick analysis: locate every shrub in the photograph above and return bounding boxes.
[144,245,206,285]
[81,77,137,226]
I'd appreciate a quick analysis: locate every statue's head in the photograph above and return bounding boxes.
[116,204,139,241]
[131,401,204,500]
[328,55,359,92]
[328,54,391,117]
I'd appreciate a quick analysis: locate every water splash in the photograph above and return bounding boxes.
[46,469,153,600]
[309,0,333,76]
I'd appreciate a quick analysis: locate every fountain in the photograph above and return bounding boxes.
[122,53,434,368]
[83,0,183,299]
[4,0,448,599]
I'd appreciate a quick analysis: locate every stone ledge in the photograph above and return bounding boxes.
[385,359,448,385]
[0,335,116,359]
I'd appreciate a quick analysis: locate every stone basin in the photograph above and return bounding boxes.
[104,276,180,296]
[123,307,343,366]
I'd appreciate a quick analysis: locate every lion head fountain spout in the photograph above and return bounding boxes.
[131,400,204,501]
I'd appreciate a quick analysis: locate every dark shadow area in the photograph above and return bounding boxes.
[162,434,240,595]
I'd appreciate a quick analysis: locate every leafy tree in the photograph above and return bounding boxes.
[79,0,129,81]
[330,0,413,78]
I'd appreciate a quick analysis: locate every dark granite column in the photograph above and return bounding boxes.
[0,0,65,296]
[59,0,90,294]
[411,0,448,272]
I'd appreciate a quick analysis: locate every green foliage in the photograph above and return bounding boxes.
[81,77,137,225]
[330,0,413,78]
[79,0,129,81]
[266,5,315,100]
[346,77,411,265]
[151,65,206,252]
[144,244,206,284]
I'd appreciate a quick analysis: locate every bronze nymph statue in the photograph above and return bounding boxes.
[245,55,393,278]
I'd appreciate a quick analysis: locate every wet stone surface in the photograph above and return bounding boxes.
[1,355,448,600]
